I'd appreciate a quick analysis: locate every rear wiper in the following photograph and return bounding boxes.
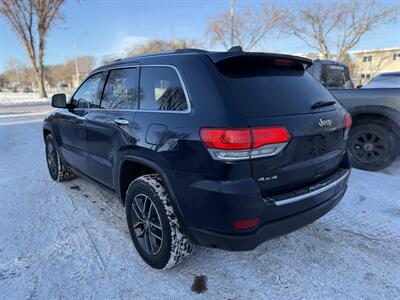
[311,100,336,110]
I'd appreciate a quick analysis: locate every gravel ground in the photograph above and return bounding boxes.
[0,105,399,299]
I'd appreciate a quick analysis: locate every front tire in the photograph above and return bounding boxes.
[348,122,398,171]
[45,135,75,182]
[125,174,193,269]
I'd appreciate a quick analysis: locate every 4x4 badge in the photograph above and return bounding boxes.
[318,118,332,127]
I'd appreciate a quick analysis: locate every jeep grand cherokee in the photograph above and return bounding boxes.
[43,47,352,269]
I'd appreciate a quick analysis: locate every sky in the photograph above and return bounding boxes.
[0,0,399,72]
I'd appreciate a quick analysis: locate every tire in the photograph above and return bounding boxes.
[125,174,193,269]
[348,122,398,171]
[45,134,75,182]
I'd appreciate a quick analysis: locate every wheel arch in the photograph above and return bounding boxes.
[117,155,189,236]
[349,105,400,139]
[43,127,52,140]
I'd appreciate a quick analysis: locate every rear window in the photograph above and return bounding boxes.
[320,64,350,88]
[216,57,336,118]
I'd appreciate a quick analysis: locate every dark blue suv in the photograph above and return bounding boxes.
[44,47,352,269]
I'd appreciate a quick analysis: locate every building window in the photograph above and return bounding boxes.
[366,74,371,79]
[393,53,400,61]
[362,55,372,62]
[361,74,366,78]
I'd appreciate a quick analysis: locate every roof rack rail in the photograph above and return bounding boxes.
[174,48,208,54]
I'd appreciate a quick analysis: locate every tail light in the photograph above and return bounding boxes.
[345,113,352,129]
[344,113,352,138]
[275,59,293,66]
[200,127,290,161]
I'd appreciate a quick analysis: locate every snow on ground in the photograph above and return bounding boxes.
[0,105,399,299]
[0,92,50,106]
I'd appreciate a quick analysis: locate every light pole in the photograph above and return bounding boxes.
[230,0,235,47]
[73,31,87,86]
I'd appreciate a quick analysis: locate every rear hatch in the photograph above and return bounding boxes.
[212,54,348,208]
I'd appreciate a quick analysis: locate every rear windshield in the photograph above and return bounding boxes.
[216,57,336,118]
[320,64,350,88]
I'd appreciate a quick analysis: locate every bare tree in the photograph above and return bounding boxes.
[0,0,66,97]
[126,38,201,57]
[207,2,286,51]
[287,0,400,61]
[5,58,23,86]
[2,58,34,88]
[47,55,96,88]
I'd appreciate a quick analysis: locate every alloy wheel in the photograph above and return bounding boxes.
[46,140,58,177]
[131,193,163,255]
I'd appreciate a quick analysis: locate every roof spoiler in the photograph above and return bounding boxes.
[207,51,313,68]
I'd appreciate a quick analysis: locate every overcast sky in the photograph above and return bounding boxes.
[0,0,399,71]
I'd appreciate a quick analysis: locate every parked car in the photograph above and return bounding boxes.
[44,48,351,269]
[362,72,400,89]
[23,87,33,93]
[57,82,68,88]
[307,61,400,171]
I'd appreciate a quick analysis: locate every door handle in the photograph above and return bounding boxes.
[75,116,86,121]
[114,118,129,126]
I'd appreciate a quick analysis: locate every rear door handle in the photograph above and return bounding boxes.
[114,118,129,126]
[75,116,86,121]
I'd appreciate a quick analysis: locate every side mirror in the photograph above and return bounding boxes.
[356,85,363,89]
[51,93,67,108]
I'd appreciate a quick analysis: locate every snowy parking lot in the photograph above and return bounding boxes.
[0,103,399,299]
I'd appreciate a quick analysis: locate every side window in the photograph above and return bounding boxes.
[101,68,139,109]
[139,66,188,111]
[72,72,106,108]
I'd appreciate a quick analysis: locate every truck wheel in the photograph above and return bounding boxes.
[125,174,193,269]
[45,135,75,181]
[348,123,398,171]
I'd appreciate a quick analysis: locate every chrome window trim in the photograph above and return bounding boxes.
[271,169,350,206]
[69,64,192,114]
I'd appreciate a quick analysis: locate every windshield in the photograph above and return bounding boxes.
[364,74,400,88]
[216,56,336,118]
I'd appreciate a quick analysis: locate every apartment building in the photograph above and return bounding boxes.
[352,47,400,84]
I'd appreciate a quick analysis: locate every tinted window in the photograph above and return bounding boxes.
[72,72,106,108]
[217,57,336,118]
[320,64,349,88]
[139,67,188,111]
[102,68,139,109]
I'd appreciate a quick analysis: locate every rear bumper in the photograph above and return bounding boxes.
[188,184,347,251]
[169,152,351,251]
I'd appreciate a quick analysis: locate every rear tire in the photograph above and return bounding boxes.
[45,135,75,182]
[125,174,193,269]
[348,122,398,171]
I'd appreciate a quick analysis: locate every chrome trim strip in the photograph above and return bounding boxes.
[69,64,192,114]
[273,169,350,206]
[207,142,288,161]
